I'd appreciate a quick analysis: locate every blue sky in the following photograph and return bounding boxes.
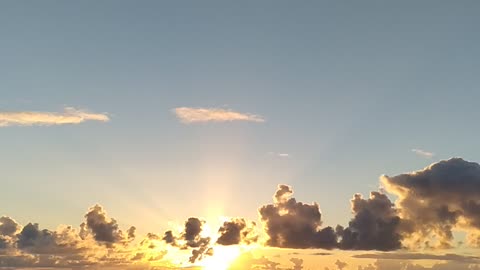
[1,0,480,240]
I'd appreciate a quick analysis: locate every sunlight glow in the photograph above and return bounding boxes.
[199,245,241,270]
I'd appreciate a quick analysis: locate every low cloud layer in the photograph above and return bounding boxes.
[173,107,265,123]
[0,107,109,127]
[2,157,480,268]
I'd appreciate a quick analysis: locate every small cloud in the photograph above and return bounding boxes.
[172,107,264,123]
[267,152,291,158]
[411,148,434,158]
[0,107,109,127]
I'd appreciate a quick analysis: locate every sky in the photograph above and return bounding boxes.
[1,1,480,269]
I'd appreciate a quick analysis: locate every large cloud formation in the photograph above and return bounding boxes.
[3,157,480,268]
[382,158,480,248]
[0,107,109,127]
[0,205,156,269]
[259,184,337,249]
[336,192,402,251]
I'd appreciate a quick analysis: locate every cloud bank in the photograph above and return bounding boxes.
[0,107,109,127]
[2,157,480,268]
[173,107,264,123]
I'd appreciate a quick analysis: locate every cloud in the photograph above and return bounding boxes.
[173,107,264,123]
[258,184,337,249]
[359,260,480,270]
[353,252,480,263]
[163,217,212,263]
[412,149,435,158]
[336,192,403,251]
[217,218,258,246]
[0,107,109,127]
[335,259,348,270]
[80,204,135,245]
[0,205,164,269]
[381,158,480,248]
[0,216,20,237]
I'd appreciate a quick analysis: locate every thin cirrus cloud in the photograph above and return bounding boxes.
[172,107,265,124]
[411,148,435,158]
[0,107,109,127]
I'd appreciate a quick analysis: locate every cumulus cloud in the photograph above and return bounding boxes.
[0,216,19,237]
[336,192,403,251]
[259,184,337,249]
[412,149,435,158]
[173,107,264,123]
[0,205,165,269]
[80,204,136,245]
[217,218,258,246]
[163,217,212,263]
[382,158,480,248]
[0,107,109,127]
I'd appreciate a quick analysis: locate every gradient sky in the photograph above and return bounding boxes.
[1,1,480,269]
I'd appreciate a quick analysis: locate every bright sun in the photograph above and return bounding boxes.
[199,245,241,270]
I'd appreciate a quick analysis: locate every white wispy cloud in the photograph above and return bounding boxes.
[267,152,291,158]
[0,107,109,127]
[173,107,265,123]
[411,148,435,158]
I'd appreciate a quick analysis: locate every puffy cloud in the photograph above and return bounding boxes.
[81,204,135,245]
[217,218,258,246]
[259,184,337,249]
[0,216,19,237]
[336,192,403,251]
[0,205,162,269]
[173,107,265,123]
[382,158,480,248]
[163,217,212,263]
[0,107,109,127]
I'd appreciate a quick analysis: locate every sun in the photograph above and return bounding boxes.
[199,245,241,270]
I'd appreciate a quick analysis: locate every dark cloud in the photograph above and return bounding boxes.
[163,217,212,263]
[217,218,258,246]
[382,158,480,248]
[81,204,135,245]
[336,192,403,251]
[259,184,337,249]
[0,216,19,237]
[16,223,56,250]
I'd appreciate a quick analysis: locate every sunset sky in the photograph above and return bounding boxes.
[1,1,480,269]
